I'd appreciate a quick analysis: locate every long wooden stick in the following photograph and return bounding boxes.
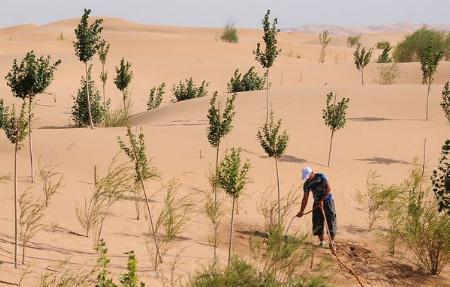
[320,206,365,287]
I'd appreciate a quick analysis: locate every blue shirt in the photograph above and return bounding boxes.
[303,173,333,202]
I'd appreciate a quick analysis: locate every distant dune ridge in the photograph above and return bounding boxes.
[284,23,450,35]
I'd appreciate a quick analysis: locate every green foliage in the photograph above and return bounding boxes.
[119,251,145,287]
[322,92,350,132]
[254,10,281,69]
[217,148,251,199]
[393,27,450,62]
[96,239,116,287]
[227,67,265,93]
[441,82,450,124]
[1,102,28,147]
[377,43,392,63]
[95,241,146,287]
[114,58,133,93]
[71,66,107,127]
[5,51,61,101]
[117,127,159,184]
[207,92,236,148]
[420,41,444,86]
[73,9,104,63]
[354,44,373,71]
[220,22,238,43]
[356,171,400,230]
[0,99,7,129]
[98,40,110,65]
[319,30,331,63]
[172,78,209,102]
[147,82,165,110]
[347,35,361,47]
[376,41,390,50]
[377,63,400,85]
[257,110,289,158]
[432,139,450,214]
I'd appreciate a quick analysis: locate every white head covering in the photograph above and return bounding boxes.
[301,166,313,181]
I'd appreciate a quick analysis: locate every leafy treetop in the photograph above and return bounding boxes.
[73,9,104,63]
[254,10,281,69]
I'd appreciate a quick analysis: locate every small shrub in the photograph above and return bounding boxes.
[441,82,450,124]
[377,63,400,85]
[227,67,265,93]
[354,44,373,85]
[347,35,361,47]
[39,259,95,287]
[114,58,133,110]
[432,139,450,214]
[319,30,331,63]
[355,171,399,230]
[220,22,238,43]
[172,78,209,102]
[376,41,390,50]
[103,99,131,128]
[393,27,450,62]
[57,33,65,41]
[147,82,165,110]
[377,42,392,63]
[71,66,107,127]
[119,251,146,287]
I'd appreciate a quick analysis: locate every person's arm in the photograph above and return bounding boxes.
[297,191,309,217]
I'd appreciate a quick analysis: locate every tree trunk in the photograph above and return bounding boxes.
[14,141,18,269]
[123,91,126,111]
[327,129,335,167]
[275,157,281,225]
[361,69,364,85]
[85,62,94,129]
[213,101,221,264]
[28,97,34,183]
[426,82,431,121]
[102,64,106,106]
[135,185,140,220]
[228,197,236,267]
[21,239,25,265]
[266,69,270,123]
[129,137,162,265]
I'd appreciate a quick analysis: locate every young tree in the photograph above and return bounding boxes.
[253,10,281,122]
[319,30,331,63]
[98,40,110,106]
[71,66,106,127]
[216,148,251,267]
[1,103,29,268]
[432,139,450,214]
[442,82,450,124]
[421,41,444,121]
[206,91,236,262]
[353,44,373,85]
[257,110,289,225]
[322,92,350,167]
[73,9,104,129]
[5,51,61,182]
[147,82,165,110]
[117,127,162,265]
[114,58,133,110]
[347,35,361,47]
[377,42,392,63]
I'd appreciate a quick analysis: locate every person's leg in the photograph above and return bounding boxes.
[312,206,325,245]
[324,199,337,244]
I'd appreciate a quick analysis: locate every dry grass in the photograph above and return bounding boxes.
[38,160,63,206]
[19,188,47,265]
[75,157,133,244]
[39,259,95,287]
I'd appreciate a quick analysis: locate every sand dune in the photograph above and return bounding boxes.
[0,17,449,286]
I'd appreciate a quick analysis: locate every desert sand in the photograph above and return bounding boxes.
[0,17,449,286]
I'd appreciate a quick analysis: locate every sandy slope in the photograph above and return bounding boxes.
[0,17,449,286]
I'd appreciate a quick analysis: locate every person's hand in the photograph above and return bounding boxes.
[296,211,304,218]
